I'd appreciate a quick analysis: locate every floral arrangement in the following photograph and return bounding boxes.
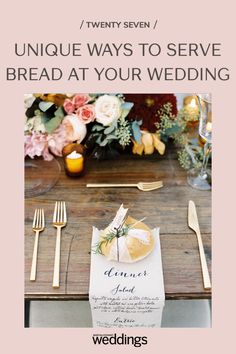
[24,93,206,169]
[24,93,134,161]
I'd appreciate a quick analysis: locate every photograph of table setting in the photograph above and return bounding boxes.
[24,93,212,328]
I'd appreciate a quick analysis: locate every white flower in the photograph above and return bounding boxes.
[24,94,36,109]
[95,95,122,126]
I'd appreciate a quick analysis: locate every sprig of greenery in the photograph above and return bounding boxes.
[156,103,182,140]
[91,121,118,147]
[93,223,130,255]
[115,118,132,147]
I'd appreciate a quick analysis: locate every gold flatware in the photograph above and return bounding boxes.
[188,200,211,290]
[52,201,67,288]
[30,209,45,281]
[86,180,163,192]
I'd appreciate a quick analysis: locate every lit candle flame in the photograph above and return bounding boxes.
[189,98,197,108]
[206,122,212,132]
[67,150,82,159]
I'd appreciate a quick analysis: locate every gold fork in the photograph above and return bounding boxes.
[86,180,163,192]
[30,209,45,281]
[52,201,67,288]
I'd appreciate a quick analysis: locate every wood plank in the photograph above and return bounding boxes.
[25,186,211,235]
[25,230,211,299]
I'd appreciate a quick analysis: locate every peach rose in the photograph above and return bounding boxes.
[63,99,75,114]
[62,114,87,143]
[76,104,95,124]
[72,94,91,108]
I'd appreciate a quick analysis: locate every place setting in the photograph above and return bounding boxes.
[25,93,212,328]
[28,199,211,327]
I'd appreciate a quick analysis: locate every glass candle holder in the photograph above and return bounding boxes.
[183,95,200,117]
[62,143,86,177]
[187,94,212,190]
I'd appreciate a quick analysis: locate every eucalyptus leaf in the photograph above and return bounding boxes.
[54,106,65,118]
[40,113,51,124]
[96,135,102,144]
[106,134,118,140]
[104,125,115,134]
[120,102,134,119]
[92,124,104,132]
[131,120,142,143]
[39,101,54,112]
[91,125,98,132]
[91,132,99,137]
[164,124,181,136]
[100,138,109,146]
[121,102,134,111]
[160,134,169,143]
[44,116,63,134]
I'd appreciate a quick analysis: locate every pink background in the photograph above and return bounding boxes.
[1,0,235,352]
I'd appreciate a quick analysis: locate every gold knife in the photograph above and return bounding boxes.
[188,200,211,290]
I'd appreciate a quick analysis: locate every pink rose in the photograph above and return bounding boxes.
[72,94,91,109]
[76,104,95,124]
[63,99,75,114]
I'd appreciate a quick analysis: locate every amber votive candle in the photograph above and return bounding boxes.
[62,143,85,177]
[183,95,199,117]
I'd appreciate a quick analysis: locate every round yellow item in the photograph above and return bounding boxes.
[100,216,155,263]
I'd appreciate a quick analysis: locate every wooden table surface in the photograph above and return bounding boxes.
[25,147,211,300]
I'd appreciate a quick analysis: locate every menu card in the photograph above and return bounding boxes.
[89,226,165,327]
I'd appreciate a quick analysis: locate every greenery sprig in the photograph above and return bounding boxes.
[93,223,130,255]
